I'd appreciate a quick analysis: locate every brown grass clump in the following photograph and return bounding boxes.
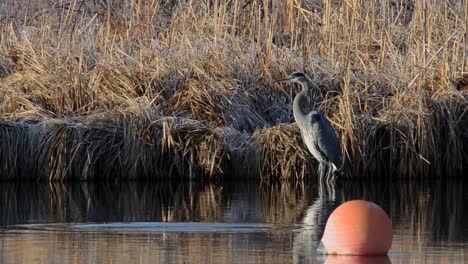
[253,123,314,181]
[0,114,226,181]
[0,0,467,181]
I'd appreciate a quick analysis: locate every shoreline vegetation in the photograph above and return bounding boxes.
[0,0,466,181]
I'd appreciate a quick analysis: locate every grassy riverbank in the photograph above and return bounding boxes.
[0,0,466,181]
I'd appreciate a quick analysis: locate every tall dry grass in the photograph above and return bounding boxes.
[0,0,466,181]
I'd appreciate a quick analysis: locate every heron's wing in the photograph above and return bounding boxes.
[309,112,342,170]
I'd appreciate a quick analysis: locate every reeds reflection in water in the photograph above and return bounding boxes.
[0,180,467,263]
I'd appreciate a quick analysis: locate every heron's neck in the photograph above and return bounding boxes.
[293,82,312,117]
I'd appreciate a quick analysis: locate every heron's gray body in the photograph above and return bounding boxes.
[275,72,342,183]
[293,90,341,171]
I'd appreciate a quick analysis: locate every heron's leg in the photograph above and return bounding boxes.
[318,163,325,197]
[318,162,324,185]
[325,166,332,193]
[320,163,326,181]
[318,179,325,198]
[325,163,332,183]
[317,162,321,180]
[324,164,329,180]
[326,181,336,201]
[330,170,337,183]
[331,165,337,182]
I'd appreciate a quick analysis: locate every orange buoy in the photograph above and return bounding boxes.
[319,200,392,255]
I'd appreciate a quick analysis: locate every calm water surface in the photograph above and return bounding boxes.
[0,180,467,263]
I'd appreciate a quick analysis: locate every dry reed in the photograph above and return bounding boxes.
[0,115,225,181]
[0,0,466,181]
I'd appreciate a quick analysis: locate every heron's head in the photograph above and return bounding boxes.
[273,71,307,84]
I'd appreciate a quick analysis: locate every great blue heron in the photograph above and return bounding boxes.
[274,72,342,183]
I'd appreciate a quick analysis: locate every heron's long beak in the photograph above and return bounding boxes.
[273,76,293,83]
